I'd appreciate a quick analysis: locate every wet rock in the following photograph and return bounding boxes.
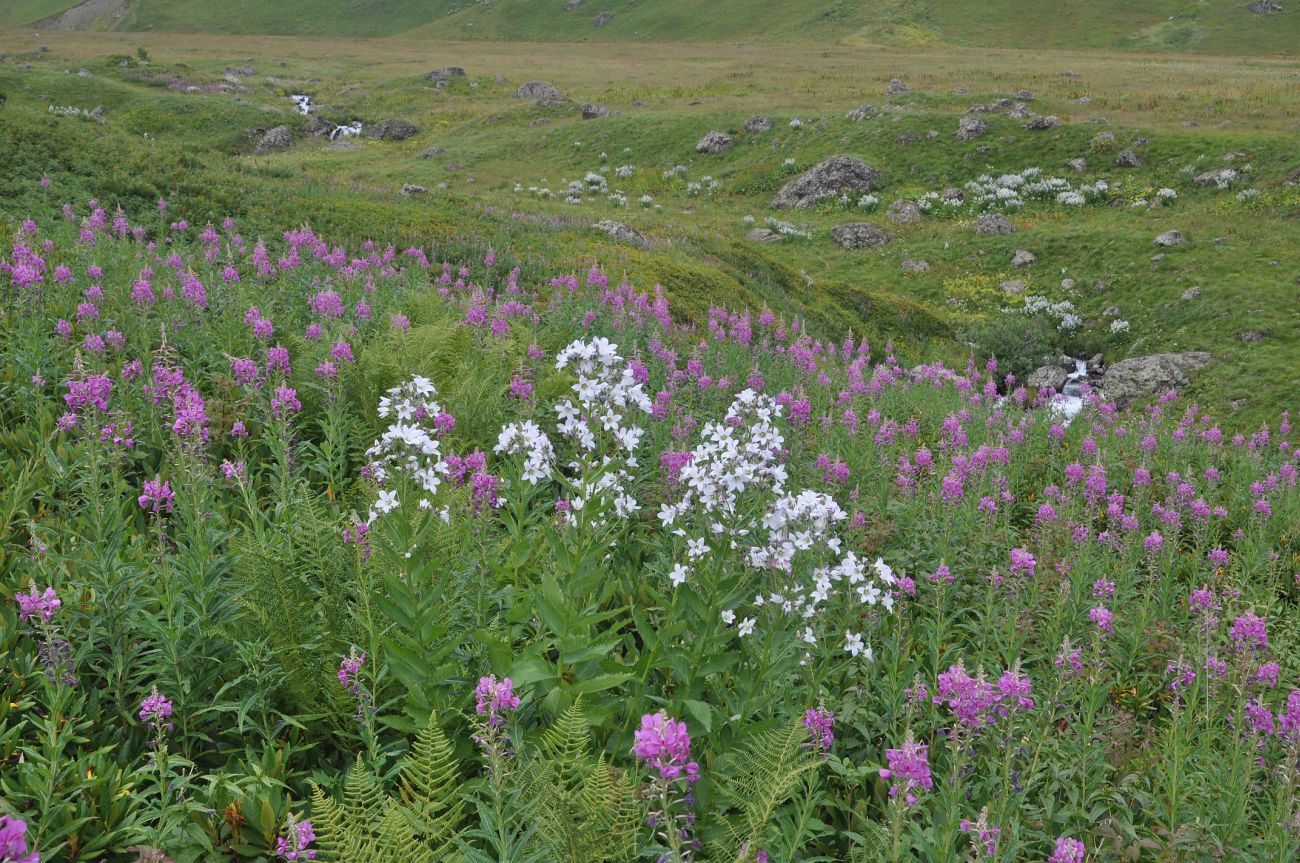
[1028,365,1068,391]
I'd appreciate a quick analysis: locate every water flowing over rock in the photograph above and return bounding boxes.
[1102,353,1213,407]
[830,222,890,249]
[695,130,733,154]
[772,156,885,209]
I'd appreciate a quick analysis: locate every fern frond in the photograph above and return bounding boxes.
[713,720,823,861]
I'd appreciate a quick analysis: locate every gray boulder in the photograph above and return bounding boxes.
[886,200,922,224]
[1091,131,1117,150]
[773,156,886,209]
[1181,286,1203,300]
[1013,89,1035,101]
[594,11,613,26]
[1115,150,1143,168]
[400,184,428,196]
[1068,157,1087,173]
[427,66,466,80]
[1249,0,1282,13]
[745,114,773,134]
[368,120,419,141]
[515,81,563,101]
[745,228,782,244]
[901,259,931,272]
[1194,168,1237,188]
[1027,365,1068,391]
[886,78,909,96]
[254,125,293,154]
[975,214,1015,236]
[845,104,877,121]
[830,222,891,250]
[581,103,611,119]
[999,279,1028,296]
[696,130,733,154]
[1011,249,1037,268]
[1154,230,1186,247]
[592,220,649,248]
[1024,114,1061,130]
[956,116,988,141]
[1102,353,1213,407]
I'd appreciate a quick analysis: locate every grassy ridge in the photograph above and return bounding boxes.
[3,0,1298,55]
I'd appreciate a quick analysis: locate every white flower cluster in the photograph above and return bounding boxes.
[494,420,555,485]
[615,165,636,178]
[1156,188,1178,202]
[658,389,787,526]
[365,376,450,519]
[1016,295,1083,332]
[1109,319,1131,334]
[662,164,688,179]
[1237,188,1260,201]
[748,490,845,572]
[951,168,1109,211]
[764,216,813,240]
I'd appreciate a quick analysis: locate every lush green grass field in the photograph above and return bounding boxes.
[5,0,1299,55]
[2,31,1298,425]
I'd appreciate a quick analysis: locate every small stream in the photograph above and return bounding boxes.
[290,94,363,140]
[1048,359,1096,425]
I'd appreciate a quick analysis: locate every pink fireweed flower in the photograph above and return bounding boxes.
[138,687,174,734]
[1230,613,1268,653]
[0,813,38,863]
[1089,606,1114,635]
[632,711,700,784]
[271,387,301,418]
[138,478,175,514]
[276,817,317,861]
[1048,837,1086,863]
[1008,547,1036,577]
[880,734,932,806]
[474,675,521,729]
[803,707,835,754]
[15,584,61,622]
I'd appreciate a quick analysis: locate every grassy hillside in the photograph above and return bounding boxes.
[4,0,1298,54]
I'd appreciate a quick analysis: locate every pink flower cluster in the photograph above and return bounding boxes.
[474,675,520,729]
[632,711,700,783]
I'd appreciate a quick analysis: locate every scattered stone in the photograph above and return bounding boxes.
[1212,236,1229,244]
[1060,278,1075,289]
[564,0,583,8]
[830,222,891,250]
[999,279,1028,296]
[427,66,466,80]
[901,259,931,272]
[592,220,649,248]
[1182,120,1199,127]
[1154,230,1186,247]
[593,11,613,26]
[1103,305,1121,317]
[420,146,447,158]
[975,214,1016,236]
[1091,130,1117,150]
[1102,353,1214,407]
[1114,150,1143,168]
[367,120,419,141]
[1194,168,1237,188]
[1239,330,1266,342]
[253,125,292,154]
[745,228,782,244]
[942,187,965,204]
[400,184,428,196]
[956,116,988,141]
[1012,89,1035,101]
[1011,249,1037,268]
[886,200,922,224]
[1093,280,1108,292]
[632,99,646,108]
[886,78,909,96]
[226,65,254,76]
[1008,103,1034,119]
[1024,115,1061,130]
[1027,365,1068,391]
[845,105,877,121]
[514,81,563,101]
[1249,0,1282,13]
[581,103,611,119]
[896,133,922,145]
[745,114,773,134]
[695,130,733,154]
[1181,286,1203,300]
[1075,96,1093,105]
[772,156,885,209]
[1068,157,1087,173]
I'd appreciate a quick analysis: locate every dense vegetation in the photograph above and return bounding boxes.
[1,182,1299,862]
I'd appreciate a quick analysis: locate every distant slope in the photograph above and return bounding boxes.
[6,0,1298,55]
